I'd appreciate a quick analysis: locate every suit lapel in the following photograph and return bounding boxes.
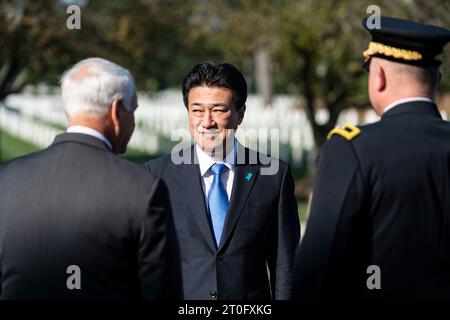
[218,146,259,251]
[176,148,217,252]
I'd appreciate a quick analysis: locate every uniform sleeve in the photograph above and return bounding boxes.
[294,136,369,298]
[268,164,301,300]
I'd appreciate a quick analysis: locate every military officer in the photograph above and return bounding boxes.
[294,16,450,299]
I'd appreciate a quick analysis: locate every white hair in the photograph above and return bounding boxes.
[61,57,135,118]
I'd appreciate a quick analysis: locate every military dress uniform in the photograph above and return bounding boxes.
[294,17,450,299]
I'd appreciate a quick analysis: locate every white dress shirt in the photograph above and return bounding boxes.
[67,125,113,151]
[383,97,434,114]
[196,140,236,202]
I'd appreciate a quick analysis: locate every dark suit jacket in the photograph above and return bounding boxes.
[0,133,169,299]
[295,101,450,299]
[146,143,300,300]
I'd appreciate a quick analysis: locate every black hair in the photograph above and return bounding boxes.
[182,61,247,110]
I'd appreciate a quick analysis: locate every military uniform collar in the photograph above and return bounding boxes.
[382,100,441,119]
[383,97,434,114]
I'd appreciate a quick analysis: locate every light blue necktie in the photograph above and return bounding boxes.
[208,163,229,247]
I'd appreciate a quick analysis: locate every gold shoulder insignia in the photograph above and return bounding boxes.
[327,123,361,141]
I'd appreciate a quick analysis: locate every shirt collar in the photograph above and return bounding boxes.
[196,139,236,177]
[67,125,113,151]
[383,97,434,114]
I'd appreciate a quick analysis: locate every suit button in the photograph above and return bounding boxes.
[210,291,217,299]
[217,255,223,261]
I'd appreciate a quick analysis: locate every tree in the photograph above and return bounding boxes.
[275,0,369,148]
[192,0,450,149]
[0,0,222,100]
[282,0,450,148]
[0,1,73,101]
[1,0,449,150]
[188,0,283,105]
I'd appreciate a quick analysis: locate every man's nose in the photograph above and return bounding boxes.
[201,110,215,128]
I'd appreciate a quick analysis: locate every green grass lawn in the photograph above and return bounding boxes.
[0,130,41,163]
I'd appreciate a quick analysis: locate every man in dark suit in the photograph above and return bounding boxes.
[0,58,169,299]
[146,62,300,300]
[294,17,450,299]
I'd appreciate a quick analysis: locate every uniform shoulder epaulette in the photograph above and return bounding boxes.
[327,123,361,141]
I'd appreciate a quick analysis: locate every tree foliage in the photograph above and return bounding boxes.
[1,0,449,150]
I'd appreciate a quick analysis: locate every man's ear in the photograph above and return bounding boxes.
[238,105,246,125]
[110,99,123,137]
[376,63,387,93]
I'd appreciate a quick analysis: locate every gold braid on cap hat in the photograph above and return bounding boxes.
[363,41,422,61]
